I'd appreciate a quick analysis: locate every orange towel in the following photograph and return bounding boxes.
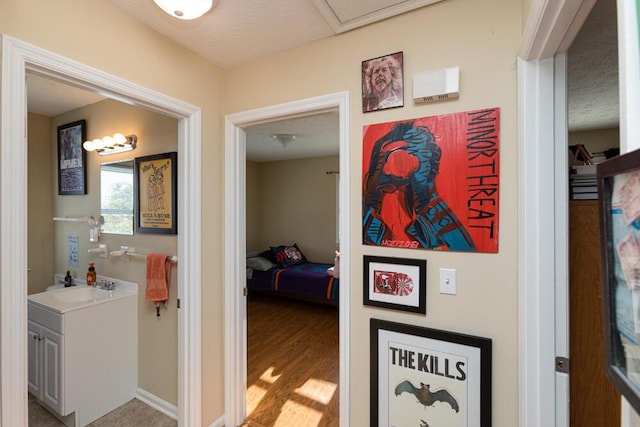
[146,253,171,304]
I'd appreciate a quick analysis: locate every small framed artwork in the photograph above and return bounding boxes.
[57,120,87,195]
[371,318,492,427]
[363,255,426,314]
[362,51,404,113]
[597,148,640,413]
[134,152,177,234]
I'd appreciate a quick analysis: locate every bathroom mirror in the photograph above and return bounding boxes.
[100,159,134,235]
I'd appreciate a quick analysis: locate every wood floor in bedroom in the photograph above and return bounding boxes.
[243,295,339,427]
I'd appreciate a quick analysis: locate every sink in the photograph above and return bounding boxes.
[51,286,113,303]
[28,280,137,314]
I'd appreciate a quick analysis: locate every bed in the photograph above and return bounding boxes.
[246,244,339,305]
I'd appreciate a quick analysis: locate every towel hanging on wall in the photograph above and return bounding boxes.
[146,253,172,316]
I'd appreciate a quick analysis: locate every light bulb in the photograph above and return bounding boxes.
[93,138,104,150]
[113,133,127,145]
[83,140,95,151]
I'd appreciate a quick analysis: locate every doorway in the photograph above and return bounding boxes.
[224,92,351,427]
[566,1,620,425]
[518,0,631,425]
[243,113,340,425]
[0,35,203,426]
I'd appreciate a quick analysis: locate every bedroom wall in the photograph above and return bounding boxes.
[0,1,225,423]
[252,155,338,263]
[246,160,260,251]
[569,127,620,155]
[221,0,520,425]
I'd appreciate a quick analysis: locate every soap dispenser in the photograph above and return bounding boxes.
[86,263,96,286]
[64,270,73,287]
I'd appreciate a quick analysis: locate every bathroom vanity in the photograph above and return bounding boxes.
[28,278,138,426]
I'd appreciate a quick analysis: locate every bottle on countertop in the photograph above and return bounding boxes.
[64,270,73,287]
[86,263,96,287]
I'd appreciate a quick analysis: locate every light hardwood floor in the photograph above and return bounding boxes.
[31,295,338,427]
[244,295,339,427]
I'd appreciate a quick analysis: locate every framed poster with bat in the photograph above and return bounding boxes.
[370,319,492,427]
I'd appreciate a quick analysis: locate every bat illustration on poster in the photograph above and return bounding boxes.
[394,380,460,412]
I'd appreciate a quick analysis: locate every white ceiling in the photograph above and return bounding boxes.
[107,0,444,68]
[245,112,339,162]
[26,0,618,160]
[567,0,618,132]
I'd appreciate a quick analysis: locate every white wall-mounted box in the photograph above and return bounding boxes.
[413,66,460,103]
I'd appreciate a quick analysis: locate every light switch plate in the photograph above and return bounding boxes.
[440,268,456,295]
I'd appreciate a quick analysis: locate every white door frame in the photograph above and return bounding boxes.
[0,35,203,426]
[518,0,603,426]
[518,53,570,427]
[224,91,351,426]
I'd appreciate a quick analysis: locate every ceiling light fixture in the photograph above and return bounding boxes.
[152,0,215,20]
[83,133,138,156]
[272,134,297,148]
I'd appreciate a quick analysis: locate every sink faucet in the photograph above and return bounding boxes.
[95,280,116,291]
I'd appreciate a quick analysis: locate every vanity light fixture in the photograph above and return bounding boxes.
[152,0,216,20]
[272,134,297,148]
[83,133,137,156]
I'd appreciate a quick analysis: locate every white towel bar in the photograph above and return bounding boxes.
[110,249,178,264]
[53,216,92,223]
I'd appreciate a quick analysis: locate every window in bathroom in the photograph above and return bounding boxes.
[100,160,134,235]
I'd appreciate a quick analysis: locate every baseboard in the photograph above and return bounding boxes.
[208,414,225,427]
[135,388,178,420]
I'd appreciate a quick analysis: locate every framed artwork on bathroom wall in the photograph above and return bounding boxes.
[363,255,426,314]
[57,120,87,195]
[134,151,177,234]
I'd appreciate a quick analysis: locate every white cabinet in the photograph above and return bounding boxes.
[28,319,64,414]
[27,282,137,426]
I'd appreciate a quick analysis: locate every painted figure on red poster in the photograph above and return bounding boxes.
[363,121,476,251]
[363,108,500,253]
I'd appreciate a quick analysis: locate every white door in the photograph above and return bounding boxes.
[27,321,42,396]
[41,327,63,415]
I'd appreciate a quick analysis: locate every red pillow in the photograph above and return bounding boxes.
[270,244,306,268]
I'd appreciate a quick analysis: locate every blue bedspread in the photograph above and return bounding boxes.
[250,262,338,303]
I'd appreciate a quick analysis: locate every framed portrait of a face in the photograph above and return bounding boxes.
[362,52,404,113]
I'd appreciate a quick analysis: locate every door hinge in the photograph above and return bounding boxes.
[177,298,181,309]
[243,287,248,297]
[555,356,570,373]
